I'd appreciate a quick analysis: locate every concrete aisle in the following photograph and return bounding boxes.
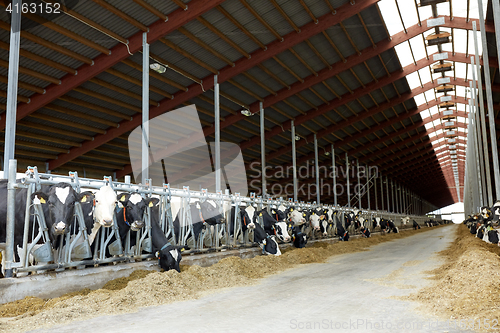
[32,225,474,333]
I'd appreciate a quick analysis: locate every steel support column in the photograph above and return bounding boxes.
[260,102,265,197]
[292,121,297,201]
[486,0,500,198]
[346,153,350,208]
[3,0,21,173]
[472,22,493,205]
[141,32,149,184]
[331,145,337,207]
[215,75,221,193]
[314,134,320,204]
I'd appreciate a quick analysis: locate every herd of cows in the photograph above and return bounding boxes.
[464,202,500,246]
[0,180,438,275]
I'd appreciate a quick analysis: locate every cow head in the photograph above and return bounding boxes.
[156,244,187,272]
[239,208,255,230]
[261,235,281,256]
[92,185,118,227]
[274,222,291,242]
[32,183,79,237]
[309,212,323,231]
[198,200,225,225]
[117,192,146,231]
[491,201,500,223]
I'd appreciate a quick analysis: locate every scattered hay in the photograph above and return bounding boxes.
[402,224,500,331]
[101,270,154,291]
[365,267,416,289]
[0,226,444,333]
[402,260,423,267]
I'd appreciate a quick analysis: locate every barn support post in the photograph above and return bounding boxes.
[3,0,21,174]
[386,176,390,213]
[357,159,361,210]
[141,32,149,184]
[215,75,221,193]
[374,173,378,211]
[379,174,384,211]
[331,145,337,207]
[391,179,395,213]
[314,134,320,204]
[470,82,484,208]
[468,108,480,212]
[5,159,17,278]
[472,22,493,206]
[470,58,487,207]
[366,165,370,210]
[484,0,500,199]
[346,153,350,208]
[291,121,298,201]
[399,184,403,214]
[260,102,265,198]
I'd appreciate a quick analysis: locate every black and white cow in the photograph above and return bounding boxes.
[387,220,399,233]
[148,198,187,272]
[227,205,254,242]
[482,228,500,245]
[360,226,370,238]
[412,220,421,230]
[308,210,324,233]
[291,226,307,248]
[0,181,82,268]
[114,192,148,249]
[78,185,118,246]
[173,200,225,248]
[491,201,500,224]
[334,214,349,241]
[269,206,292,242]
[253,222,281,255]
[288,207,306,226]
[257,209,291,243]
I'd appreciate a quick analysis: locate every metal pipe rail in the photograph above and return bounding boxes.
[2,166,434,277]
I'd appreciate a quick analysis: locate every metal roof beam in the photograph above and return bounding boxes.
[0,0,227,130]
[49,0,379,172]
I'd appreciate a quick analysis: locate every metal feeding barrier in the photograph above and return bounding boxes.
[1,167,436,277]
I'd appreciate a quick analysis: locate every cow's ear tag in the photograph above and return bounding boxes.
[302,213,306,217]
[290,208,293,212]
[259,213,262,217]
[180,247,185,252]
[149,201,154,208]
[312,212,316,215]
[119,194,127,202]
[155,251,159,258]
[272,210,275,214]
[39,197,46,204]
[81,195,87,203]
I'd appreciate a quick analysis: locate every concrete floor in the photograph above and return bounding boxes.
[32,224,474,333]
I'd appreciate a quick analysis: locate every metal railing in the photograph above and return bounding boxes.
[2,166,437,277]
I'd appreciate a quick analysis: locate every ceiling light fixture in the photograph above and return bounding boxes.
[241,109,253,117]
[150,63,167,74]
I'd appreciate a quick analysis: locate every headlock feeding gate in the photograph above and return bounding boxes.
[1,166,435,278]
